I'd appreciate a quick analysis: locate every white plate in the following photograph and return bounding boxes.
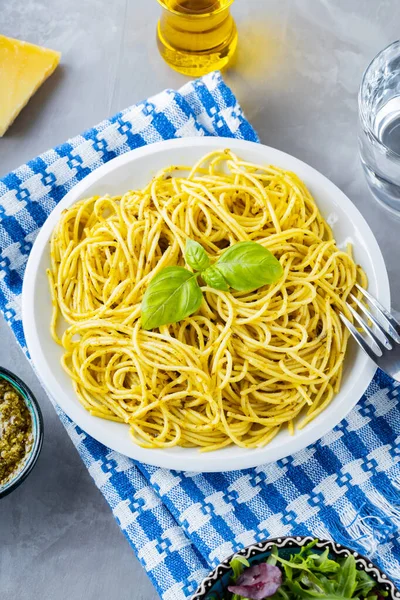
[22,137,389,472]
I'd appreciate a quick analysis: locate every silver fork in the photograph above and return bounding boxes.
[339,284,400,382]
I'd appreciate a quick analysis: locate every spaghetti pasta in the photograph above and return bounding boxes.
[48,150,367,451]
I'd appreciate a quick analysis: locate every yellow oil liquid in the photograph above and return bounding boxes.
[157,0,238,76]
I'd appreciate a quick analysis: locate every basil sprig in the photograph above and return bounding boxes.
[141,239,282,330]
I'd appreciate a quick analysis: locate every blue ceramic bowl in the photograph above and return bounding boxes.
[0,367,43,499]
[192,536,400,600]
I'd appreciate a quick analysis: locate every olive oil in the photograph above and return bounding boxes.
[157,0,238,76]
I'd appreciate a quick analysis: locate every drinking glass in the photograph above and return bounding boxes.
[359,40,400,216]
[156,0,238,77]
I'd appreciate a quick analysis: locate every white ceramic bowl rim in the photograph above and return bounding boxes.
[22,137,389,472]
[0,368,43,496]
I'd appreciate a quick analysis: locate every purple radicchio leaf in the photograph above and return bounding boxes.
[228,563,282,600]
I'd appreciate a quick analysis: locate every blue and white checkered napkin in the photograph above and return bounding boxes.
[1,72,400,599]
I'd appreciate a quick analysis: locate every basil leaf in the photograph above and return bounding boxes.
[141,266,202,330]
[185,238,210,272]
[216,241,283,291]
[201,265,230,291]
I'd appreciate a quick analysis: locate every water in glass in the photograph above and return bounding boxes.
[359,41,400,216]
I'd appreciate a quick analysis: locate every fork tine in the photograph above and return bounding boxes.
[350,294,392,349]
[340,313,382,362]
[355,284,400,343]
[346,304,386,355]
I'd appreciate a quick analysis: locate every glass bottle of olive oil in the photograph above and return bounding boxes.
[157,0,238,76]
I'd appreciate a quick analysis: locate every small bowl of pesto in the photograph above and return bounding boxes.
[0,367,43,498]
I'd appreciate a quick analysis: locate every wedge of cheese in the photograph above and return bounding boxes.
[0,35,61,137]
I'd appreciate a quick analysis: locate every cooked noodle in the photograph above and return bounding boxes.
[48,150,367,451]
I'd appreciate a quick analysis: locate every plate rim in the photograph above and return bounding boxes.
[22,136,389,472]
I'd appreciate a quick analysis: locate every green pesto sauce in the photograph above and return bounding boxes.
[0,379,33,485]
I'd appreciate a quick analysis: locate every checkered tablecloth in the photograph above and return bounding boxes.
[1,72,399,599]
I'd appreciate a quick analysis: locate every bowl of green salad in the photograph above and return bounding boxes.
[192,537,400,600]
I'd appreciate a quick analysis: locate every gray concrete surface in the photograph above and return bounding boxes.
[1,1,400,598]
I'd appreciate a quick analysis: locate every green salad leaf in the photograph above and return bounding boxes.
[335,556,357,598]
[230,555,250,579]
[354,570,377,597]
[230,555,251,600]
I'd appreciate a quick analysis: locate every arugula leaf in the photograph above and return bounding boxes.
[201,265,230,291]
[283,563,293,582]
[299,540,319,556]
[309,548,340,573]
[275,555,310,572]
[215,241,283,291]
[354,569,376,596]
[185,238,210,272]
[230,555,250,580]
[335,555,357,598]
[275,587,290,600]
[267,546,279,566]
[300,572,326,594]
[229,556,250,600]
[141,266,202,330]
